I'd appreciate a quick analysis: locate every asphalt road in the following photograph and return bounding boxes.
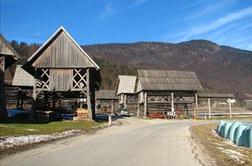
[1,118,211,166]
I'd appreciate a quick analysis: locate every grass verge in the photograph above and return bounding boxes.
[191,124,252,166]
[196,115,252,121]
[0,120,103,137]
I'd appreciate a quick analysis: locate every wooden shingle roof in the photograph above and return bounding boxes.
[96,90,118,100]
[136,69,203,92]
[12,65,35,87]
[0,34,20,68]
[116,75,137,95]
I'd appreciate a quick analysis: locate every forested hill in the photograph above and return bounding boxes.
[6,40,252,99]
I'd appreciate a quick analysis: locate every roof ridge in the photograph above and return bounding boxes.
[25,26,99,70]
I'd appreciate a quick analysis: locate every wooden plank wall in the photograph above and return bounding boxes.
[33,31,93,68]
[49,69,72,91]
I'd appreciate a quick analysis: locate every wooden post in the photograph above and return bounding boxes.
[228,98,232,119]
[86,68,92,120]
[0,57,7,119]
[17,89,20,109]
[0,56,6,114]
[30,78,37,121]
[52,92,56,111]
[144,92,147,118]
[17,90,24,110]
[137,101,140,117]
[59,98,62,108]
[20,91,24,110]
[111,99,114,115]
[208,98,211,118]
[44,92,48,109]
[171,92,174,112]
[194,93,198,119]
[123,94,127,109]
[108,114,112,126]
[95,99,99,113]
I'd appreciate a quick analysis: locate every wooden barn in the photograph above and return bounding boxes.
[9,65,35,110]
[0,34,20,118]
[95,90,118,114]
[22,26,100,120]
[116,75,138,115]
[136,69,203,118]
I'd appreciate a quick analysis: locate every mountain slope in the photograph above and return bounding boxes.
[83,40,252,99]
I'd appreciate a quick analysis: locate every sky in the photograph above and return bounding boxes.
[1,0,252,50]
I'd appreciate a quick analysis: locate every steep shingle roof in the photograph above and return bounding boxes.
[12,65,35,87]
[136,69,203,92]
[116,75,137,95]
[96,90,118,100]
[0,34,20,69]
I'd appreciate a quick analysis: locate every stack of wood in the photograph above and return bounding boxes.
[35,110,54,122]
[74,108,89,120]
[148,112,166,119]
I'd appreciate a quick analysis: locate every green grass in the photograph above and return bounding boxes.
[0,120,103,137]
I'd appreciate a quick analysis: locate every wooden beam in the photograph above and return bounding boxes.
[30,76,37,121]
[123,94,127,109]
[0,59,7,118]
[228,98,232,119]
[95,99,99,113]
[20,92,24,110]
[208,98,211,118]
[137,101,140,117]
[52,92,56,111]
[111,99,114,115]
[86,68,92,120]
[144,92,147,118]
[171,92,174,112]
[194,93,198,119]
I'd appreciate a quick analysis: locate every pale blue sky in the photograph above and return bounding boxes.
[1,0,252,50]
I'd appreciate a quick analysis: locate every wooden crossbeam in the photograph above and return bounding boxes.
[35,68,50,93]
[72,69,87,90]
[41,68,49,78]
